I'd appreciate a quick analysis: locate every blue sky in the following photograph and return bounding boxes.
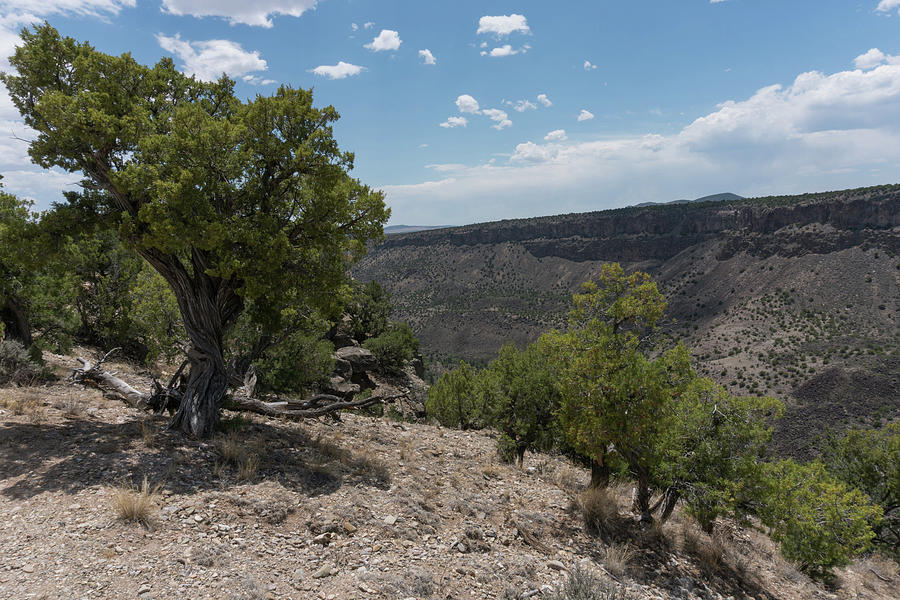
[2,1,900,225]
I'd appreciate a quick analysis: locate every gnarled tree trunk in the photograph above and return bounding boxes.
[142,248,241,438]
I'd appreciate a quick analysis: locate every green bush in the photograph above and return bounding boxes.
[758,459,881,578]
[253,331,335,395]
[346,280,390,341]
[822,424,899,557]
[425,361,487,429]
[0,339,46,385]
[483,337,562,465]
[363,321,418,373]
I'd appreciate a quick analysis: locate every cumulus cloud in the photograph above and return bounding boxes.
[481,44,521,58]
[440,116,468,128]
[577,109,595,121]
[156,34,268,82]
[584,60,597,70]
[418,49,436,65]
[482,108,512,130]
[311,61,365,79]
[161,0,316,27]
[364,21,374,29]
[477,14,530,36]
[876,0,900,13]
[854,48,900,70]
[505,99,537,112]
[365,29,401,51]
[456,94,481,114]
[544,129,567,141]
[382,56,900,225]
[537,93,552,107]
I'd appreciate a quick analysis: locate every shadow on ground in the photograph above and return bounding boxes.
[0,412,391,501]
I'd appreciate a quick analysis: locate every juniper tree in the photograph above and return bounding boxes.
[2,24,388,436]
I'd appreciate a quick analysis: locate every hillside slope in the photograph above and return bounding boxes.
[1,364,897,600]
[354,184,900,455]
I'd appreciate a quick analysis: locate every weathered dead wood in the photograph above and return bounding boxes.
[228,390,405,420]
[70,349,406,422]
[71,349,149,409]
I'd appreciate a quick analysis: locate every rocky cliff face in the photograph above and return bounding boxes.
[355,184,900,455]
[378,186,900,262]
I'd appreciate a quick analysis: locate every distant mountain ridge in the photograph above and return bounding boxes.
[633,192,743,207]
[383,225,450,235]
[355,184,900,457]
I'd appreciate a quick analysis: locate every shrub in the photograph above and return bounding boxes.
[253,330,335,395]
[758,459,881,578]
[425,361,487,429]
[363,321,419,373]
[0,339,45,385]
[483,337,562,465]
[346,280,390,341]
[821,424,899,557]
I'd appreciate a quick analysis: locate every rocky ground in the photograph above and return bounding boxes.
[0,353,897,600]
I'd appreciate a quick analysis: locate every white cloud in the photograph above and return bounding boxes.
[577,109,595,122]
[456,94,481,114]
[537,93,552,107]
[505,99,536,112]
[160,0,316,28]
[242,74,276,85]
[486,44,519,57]
[476,14,530,36]
[311,61,365,80]
[854,48,900,70]
[364,21,374,29]
[510,141,561,163]
[584,60,597,70]
[381,57,900,225]
[544,129,567,141]
[351,22,358,31]
[482,108,512,130]
[876,0,900,13]
[440,116,468,128]
[426,163,466,172]
[365,29,401,52]
[156,34,267,82]
[1,0,135,19]
[418,49,436,65]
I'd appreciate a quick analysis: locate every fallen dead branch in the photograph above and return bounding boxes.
[70,349,406,423]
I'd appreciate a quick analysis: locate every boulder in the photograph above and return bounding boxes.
[323,376,360,398]
[334,346,378,373]
[333,358,353,379]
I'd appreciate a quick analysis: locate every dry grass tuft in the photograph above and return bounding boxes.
[140,420,156,447]
[237,453,260,481]
[547,563,628,599]
[579,486,619,535]
[54,397,84,418]
[602,542,634,578]
[480,463,503,479]
[214,431,262,481]
[554,464,585,494]
[0,388,44,417]
[112,476,159,525]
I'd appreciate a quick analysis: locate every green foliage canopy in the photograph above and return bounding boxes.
[2,24,389,436]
